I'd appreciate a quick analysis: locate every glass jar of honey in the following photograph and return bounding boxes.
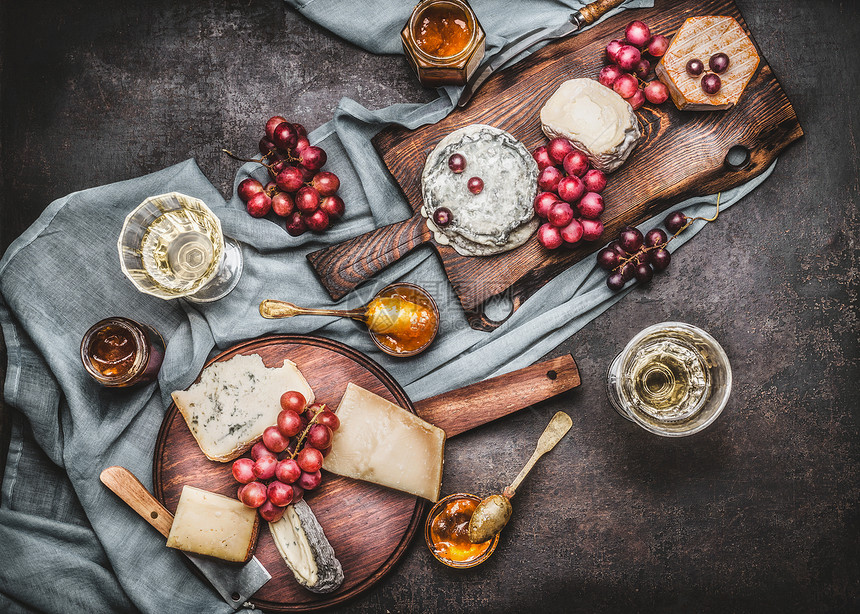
[425,492,499,568]
[80,317,165,387]
[401,0,486,87]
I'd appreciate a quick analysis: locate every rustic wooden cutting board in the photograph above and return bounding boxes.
[153,335,579,612]
[307,0,802,331]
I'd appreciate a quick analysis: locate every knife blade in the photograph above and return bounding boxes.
[99,466,271,610]
[457,0,625,108]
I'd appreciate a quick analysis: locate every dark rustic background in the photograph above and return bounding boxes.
[1,0,858,612]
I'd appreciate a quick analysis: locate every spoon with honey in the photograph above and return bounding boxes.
[468,411,573,544]
[259,284,439,357]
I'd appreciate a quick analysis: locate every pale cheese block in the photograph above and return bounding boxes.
[269,500,344,594]
[171,353,315,462]
[540,78,641,173]
[655,16,760,111]
[166,485,259,563]
[323,383,445,501]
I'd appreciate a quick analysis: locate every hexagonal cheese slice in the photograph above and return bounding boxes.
[166,486,259,562]
[656,16,760,111]
[323,383,445,501]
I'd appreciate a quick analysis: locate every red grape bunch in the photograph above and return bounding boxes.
[231,390,341,523]
[686,52,731,95]
[532,137,609,249]
[597,194,723,291]
[599,20,671,108]
[229,115,345,236]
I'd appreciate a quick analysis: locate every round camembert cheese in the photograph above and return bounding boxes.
[421,124,538,257]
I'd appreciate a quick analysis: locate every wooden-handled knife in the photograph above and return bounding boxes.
[99,466,271,610]
[457,0,625,107]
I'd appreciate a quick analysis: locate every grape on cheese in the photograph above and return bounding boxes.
[165,486,259,563]
[323,383,446,501]
[655,16,760,111]
[171,353,315,462]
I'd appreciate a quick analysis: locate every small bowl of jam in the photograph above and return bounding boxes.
[368,283,439,358]
[80,317,165,387]
[401,0,486,87]
[425,492,499,568]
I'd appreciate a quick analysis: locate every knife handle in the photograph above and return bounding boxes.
[579,0,625,25]
[100,466,174,538]
[414,354,580,437]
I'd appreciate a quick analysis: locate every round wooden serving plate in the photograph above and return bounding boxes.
[153,335,428,612]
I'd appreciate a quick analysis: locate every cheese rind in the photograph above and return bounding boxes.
[656,16,760,111]
[171,353,315,462]
[540,78,641,173]
[269,500,344,594]
[166,486,259,563]
[323,383,445,501]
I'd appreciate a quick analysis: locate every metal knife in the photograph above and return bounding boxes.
[457,0,626,107]
[100,466,271,610]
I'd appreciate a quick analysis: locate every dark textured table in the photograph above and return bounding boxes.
[1,1,858,612]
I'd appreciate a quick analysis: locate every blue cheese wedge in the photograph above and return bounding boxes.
[421,124,538,256]
[323,383,445,501]
[166,486,259,563]
[269,500,344,594]
[171,353,315,462]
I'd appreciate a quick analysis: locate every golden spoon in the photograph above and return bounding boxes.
[468,411,573,544]
[260,296,429,335]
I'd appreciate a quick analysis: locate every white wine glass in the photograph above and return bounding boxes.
[117,192,243,302]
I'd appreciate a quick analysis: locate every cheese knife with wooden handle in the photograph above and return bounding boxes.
[457,0,625,107]
[99,466,271,610]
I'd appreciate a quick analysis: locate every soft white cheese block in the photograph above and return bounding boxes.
[323,383,445,502]
[171,353,315,462]
[166,485,259,563]
[540,78,641,173]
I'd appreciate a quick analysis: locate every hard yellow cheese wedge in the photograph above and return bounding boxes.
[166,485,259,562]
[323,383,445,501]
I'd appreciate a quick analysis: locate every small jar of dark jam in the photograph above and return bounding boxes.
[80,317,165,387]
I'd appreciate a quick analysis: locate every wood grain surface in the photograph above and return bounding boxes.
[308,0,802,330]
[153,336,580,612]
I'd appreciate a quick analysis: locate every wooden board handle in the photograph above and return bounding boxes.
[414,354,580,437]
[307,216,433,300]
[100,466,174,538]
[579,0,625,24]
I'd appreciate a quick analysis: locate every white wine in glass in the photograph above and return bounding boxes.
[118,193,243,302]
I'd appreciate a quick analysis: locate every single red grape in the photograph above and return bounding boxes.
[651,248,671,271]
[277,409,303,437]
[295,186,321,214]
[616,45,642,72]
[686,59,704,76]
[701,73,721,94]
[607,272,625,291]
[599,64,624,88]
[272,122,298,151]
[271,191,294,217]
[433,207,452,227]
[665,211,688,233]
[237,178,264,202]
[305,209,330,232]
[265,116,288,142]
[645,228,668,247]
[647,35,669,58]
[597,247,620,271]
[467,177,484,194]
[320,195,345,218]
[276,166,304,193]
[625,20,651,48]
[619,227,644,252]
[312,171,340,196]
[316,410,340,431]
[448,153,466,173]
[246,192,272,218]
[634,263,654,283]
[285,211,307,236]
[709,52,730,74]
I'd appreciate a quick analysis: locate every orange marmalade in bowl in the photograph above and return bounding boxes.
[367,283,439,357]
[425,493,499,568]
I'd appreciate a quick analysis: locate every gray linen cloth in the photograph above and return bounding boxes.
[0,1,775,612]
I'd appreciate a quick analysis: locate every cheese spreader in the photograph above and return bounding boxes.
[99,466,271,610]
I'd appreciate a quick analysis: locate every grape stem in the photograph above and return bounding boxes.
[289,404,325,460]
[222,148,276,171]
[612,192,722,271]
